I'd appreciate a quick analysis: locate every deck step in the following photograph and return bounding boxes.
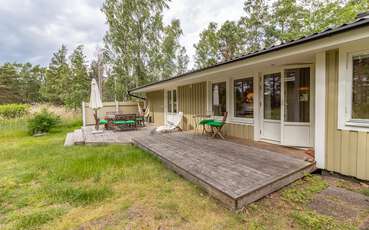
[73,129,85,145]
[64,132,75,146]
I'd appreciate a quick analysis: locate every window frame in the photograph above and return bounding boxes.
[211,81,227,117]
[230,75,254,124]
[339,48,369,131]
[165,88,178,114]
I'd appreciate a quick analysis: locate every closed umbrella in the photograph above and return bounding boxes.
[89,79,103,132]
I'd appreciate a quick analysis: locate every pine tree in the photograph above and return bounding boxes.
[43,45,70,105]
[65,45,90,110]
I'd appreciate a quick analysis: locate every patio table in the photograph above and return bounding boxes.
[192,114,212,135]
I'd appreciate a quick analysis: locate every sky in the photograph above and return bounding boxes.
[0,0,245,68]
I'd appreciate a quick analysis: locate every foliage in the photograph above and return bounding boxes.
[0,104,30,119]
[360,188,369,196]
[42,45,70,105]
[102,0,188,100]
[281,174,328,204]
[0,63,45,104]
[194,0,369,67]
[64,45,91,109]
[27,109,61,135]
[291,211,355,230]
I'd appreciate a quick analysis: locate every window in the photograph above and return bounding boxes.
[212,82,227,116]
[352,54,369,120]
[167,89,177,113]
[264,73,281,120]
[284,68,310,122]
[234,78,253,118]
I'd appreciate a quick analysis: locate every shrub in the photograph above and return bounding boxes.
[28,109,61,135]
[0,104,30,119]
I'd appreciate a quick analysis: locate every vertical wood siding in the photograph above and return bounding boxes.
[146,90,164,125]
[325,50,369,180]
[178,82,207,131]
[178,82,254,140]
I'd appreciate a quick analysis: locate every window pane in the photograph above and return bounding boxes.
[264,73,281,120]
[212,82,227,116]
[284,68,310,122]
[173,90,177,113]
[234,78,253,118]
[352,55,369,119]
[167,91,172,113]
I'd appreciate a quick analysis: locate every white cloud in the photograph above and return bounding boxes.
[164,0,245,67]
[0,0,245,68]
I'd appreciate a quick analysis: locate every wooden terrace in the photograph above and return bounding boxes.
[133,132,315,210]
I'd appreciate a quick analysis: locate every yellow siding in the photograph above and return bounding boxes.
[146,90,164,125]
[178,82,253,140]
[325,50,369,180]
[178,82,207,131]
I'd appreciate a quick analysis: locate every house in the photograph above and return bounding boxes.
[129,13,369,181]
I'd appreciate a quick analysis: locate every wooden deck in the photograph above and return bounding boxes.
[132,132,315,210]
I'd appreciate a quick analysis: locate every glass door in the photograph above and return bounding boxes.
[261,72,281,142]
[282,67,313,147]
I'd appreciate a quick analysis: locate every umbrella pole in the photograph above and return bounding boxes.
[94,110,99,131]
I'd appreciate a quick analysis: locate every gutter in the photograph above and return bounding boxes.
[128,90,146,100]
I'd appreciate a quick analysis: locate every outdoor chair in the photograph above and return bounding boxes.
[207,112,228,139]
[199,118,214,135]
[136,103,145,127]
[155,112,183,133]
[113,114,137,131]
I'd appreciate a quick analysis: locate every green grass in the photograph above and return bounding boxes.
[0,117,367,229]
[291,211,355,230]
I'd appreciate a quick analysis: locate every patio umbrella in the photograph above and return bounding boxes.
[89,79,103,131]
[213,85,219,106]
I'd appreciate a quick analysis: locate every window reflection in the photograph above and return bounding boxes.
[234,78,253,118]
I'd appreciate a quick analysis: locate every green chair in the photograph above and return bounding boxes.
[199,119,214,135]
[207,112,228,139]
[113,114,137,131]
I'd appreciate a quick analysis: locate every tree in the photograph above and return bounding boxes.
[194,21,246,69]
[160,19,189,79]
[194,22,220,69]
[269,0,307,43]
[241,0,271,51]
[64,45,90,110]
[43,45,70,104]
[0,63,21,104]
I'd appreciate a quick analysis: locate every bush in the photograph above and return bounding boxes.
[28,109,61,135]
[0,104,30,119]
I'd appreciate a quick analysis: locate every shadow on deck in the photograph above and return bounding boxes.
[132,132,315,210]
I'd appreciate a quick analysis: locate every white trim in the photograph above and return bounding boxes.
[82,101,86,127]
[230,74,255,123]
[338,46,369,132]
[315,52,326,169]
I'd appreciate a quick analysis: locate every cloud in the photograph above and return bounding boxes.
[0,0,245,68]
[164,0,245,67]
[0,0,106,66]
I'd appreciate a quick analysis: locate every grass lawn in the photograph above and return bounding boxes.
[0,118,367,229]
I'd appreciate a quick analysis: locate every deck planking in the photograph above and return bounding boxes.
[133,132,315,210]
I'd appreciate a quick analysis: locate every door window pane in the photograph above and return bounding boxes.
[352,54,369,119]
[173,90,177,113]
[234,78,253,118]
[284,68,310,122]
[167,91,172,113]
[264,73,281,120]
[212,82,227,116]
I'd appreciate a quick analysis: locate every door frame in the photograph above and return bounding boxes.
[164,87,178,123]
[259,64,315,147]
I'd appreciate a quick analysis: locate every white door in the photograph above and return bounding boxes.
[261,72,282,142]
[165,89,178,124]
[281,67,314,147]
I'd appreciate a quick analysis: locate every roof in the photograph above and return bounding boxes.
[130,14,369,93]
